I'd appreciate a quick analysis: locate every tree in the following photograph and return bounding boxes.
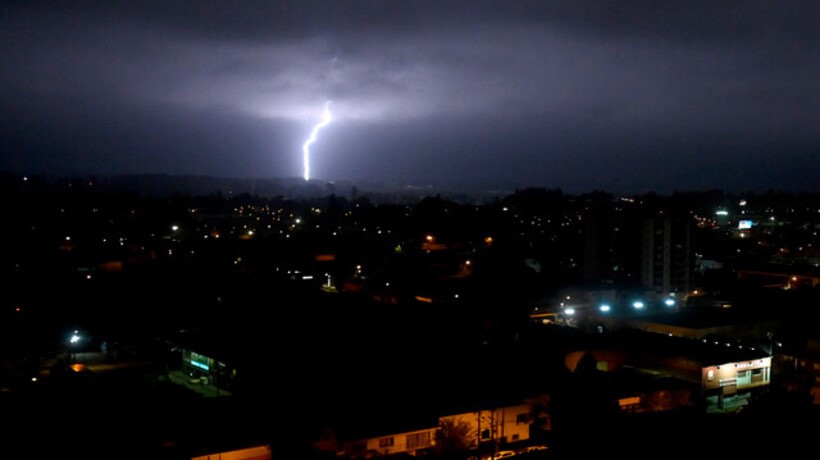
[549,352,620,456]
[435,418,475,460]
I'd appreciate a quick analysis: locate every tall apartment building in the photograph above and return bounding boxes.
[581,202,642,284]
[641,216,693,295]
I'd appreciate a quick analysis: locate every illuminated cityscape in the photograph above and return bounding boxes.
[1,174,819,459]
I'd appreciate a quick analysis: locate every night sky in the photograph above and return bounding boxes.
[2,1,818,194]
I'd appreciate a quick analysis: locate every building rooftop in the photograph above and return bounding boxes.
[576,327,770,368]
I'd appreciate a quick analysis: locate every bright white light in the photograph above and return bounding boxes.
[632,301,645,309]
[564,307,576,316]
[303,101,333,181]
[664,299,675,307]
[171,225,179,232]
[70,333,80,344]
[599,304,611,313]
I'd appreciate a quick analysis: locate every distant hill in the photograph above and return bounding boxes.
[6,172,512,204]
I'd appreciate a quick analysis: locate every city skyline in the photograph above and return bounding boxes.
[1,155,818,459]
[1,1,818,195]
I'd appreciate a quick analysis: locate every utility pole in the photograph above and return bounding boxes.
[491,409,497,460]
[476,411,481,460]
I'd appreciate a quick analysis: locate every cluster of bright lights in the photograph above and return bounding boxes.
[592,297,674,314]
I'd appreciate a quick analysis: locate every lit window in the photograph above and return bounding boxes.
[379,437,394,448]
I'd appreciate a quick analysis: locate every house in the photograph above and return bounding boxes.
[332,400,546,459]
[191,445,271,460]
[562,329,772,412]
[339,426,438,459]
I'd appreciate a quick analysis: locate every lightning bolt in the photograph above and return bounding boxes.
[303,101,333,181]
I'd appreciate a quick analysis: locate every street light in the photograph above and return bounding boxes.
[69,330,80,364]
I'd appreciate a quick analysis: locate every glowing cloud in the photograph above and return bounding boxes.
[302,101,333,181]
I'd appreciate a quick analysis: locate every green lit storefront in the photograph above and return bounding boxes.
[181,348,237,392]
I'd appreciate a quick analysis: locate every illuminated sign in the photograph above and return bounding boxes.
[736,359,768,370]
[702,357,771,392]
[190,352,210,371]
[738,220,753,229]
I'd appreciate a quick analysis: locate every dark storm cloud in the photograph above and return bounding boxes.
[1,1,818,192]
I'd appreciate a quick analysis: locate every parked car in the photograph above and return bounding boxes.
[516,445,550,459]
[482,451,517,460]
